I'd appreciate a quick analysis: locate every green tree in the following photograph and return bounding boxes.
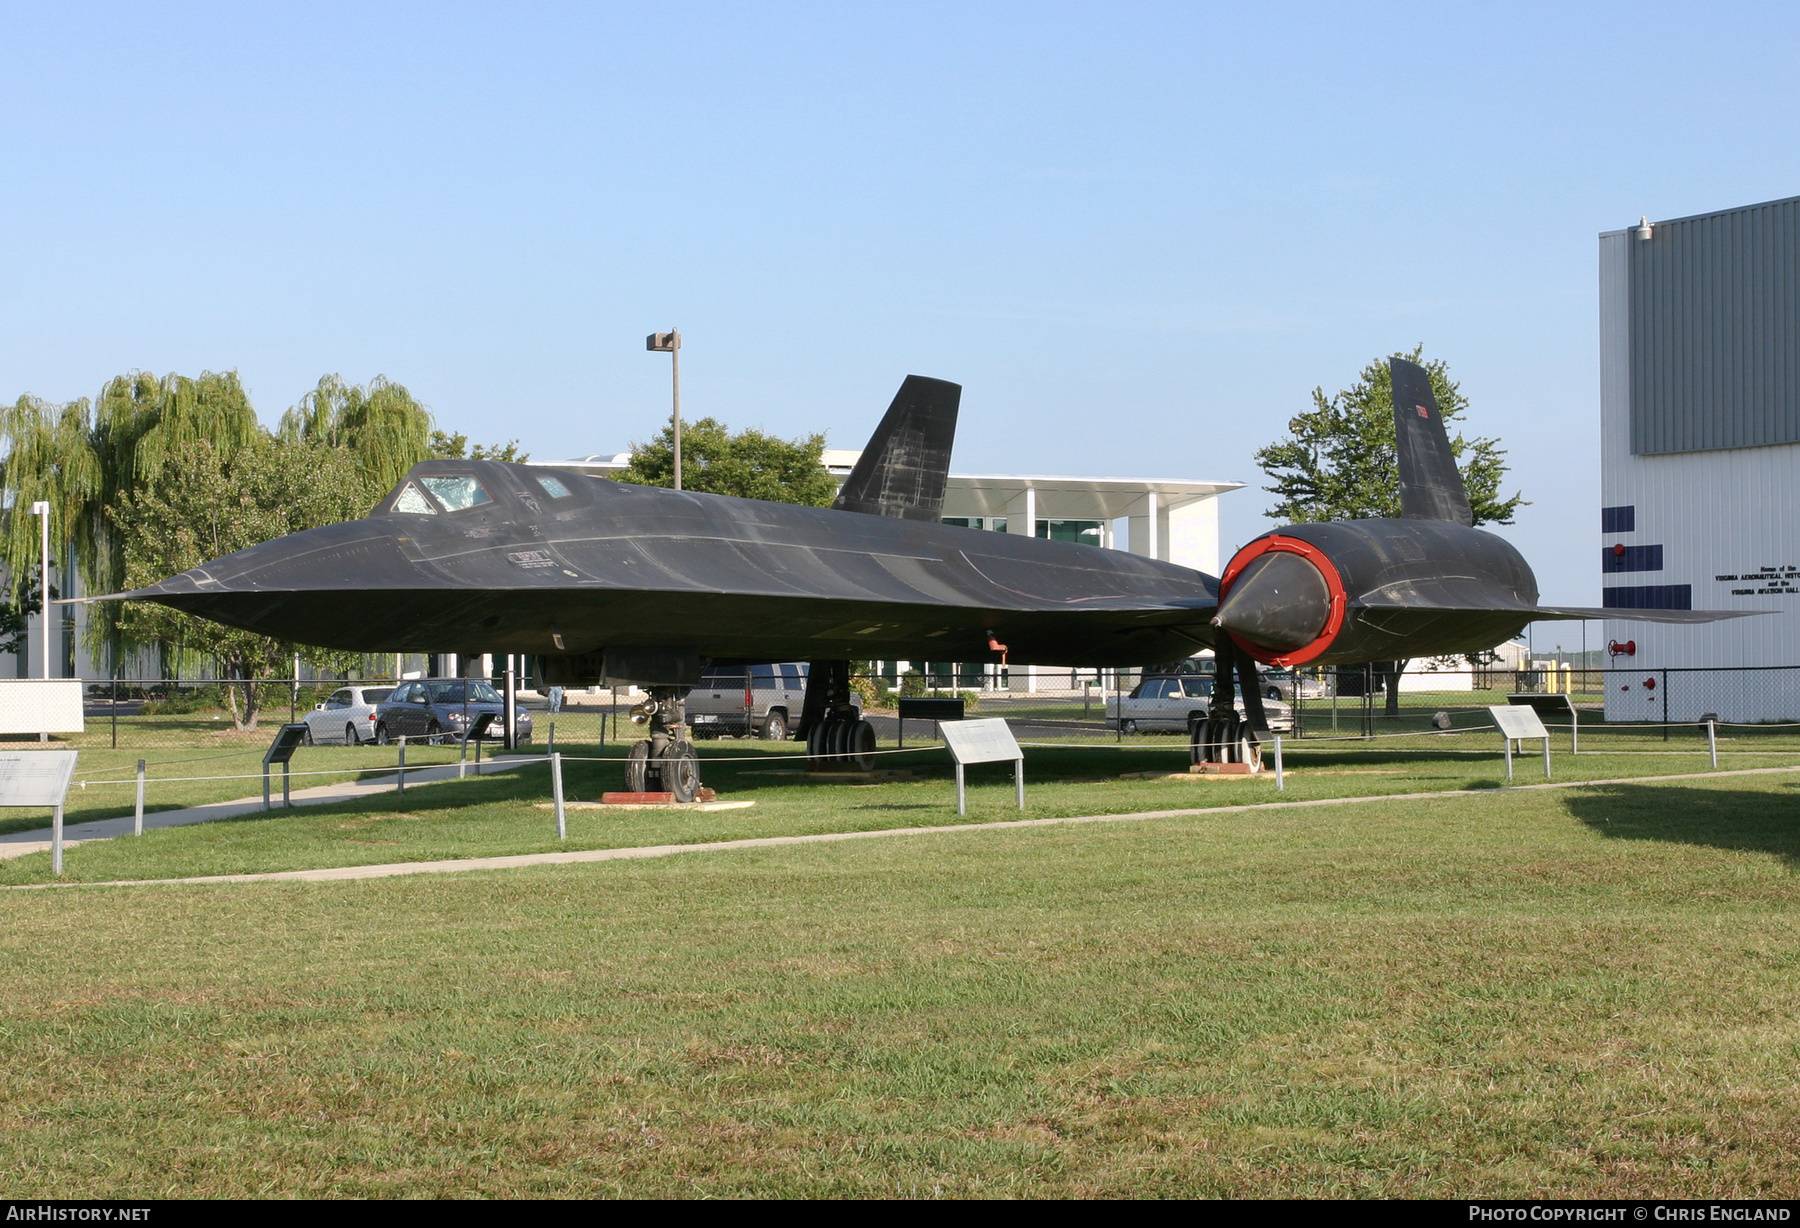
[111,437,369,727]
[1253,348,1528,715]
[1254,346,1525,527]
[279,374,435,502]
[619,417,836,506]
[427,430,530,463]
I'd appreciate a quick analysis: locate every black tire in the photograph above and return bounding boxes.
[805,720,828,767]
[762,710,788,741]
[663,742,701,803]
[1121,719,1138,736]
[1267,687,1281,700]
[375,723,392,746]
[301,725,314,746]
[848,719,876,772]
[828,718,852,764]
[426,721,443,746]
[346,723,360,747]
[624,740,652,793]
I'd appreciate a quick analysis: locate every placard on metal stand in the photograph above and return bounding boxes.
[262,723,309,810]
[896,696,965,748]
[1507,692,1580,754]
[939,718,1025,815]
[0,751,80,875]
[1489,705,1552,781]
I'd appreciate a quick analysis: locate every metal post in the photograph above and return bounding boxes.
[111,675,118,749]
[548,722,556,756]
[1542,736,1551,780]
[1014,757,1024,810]
[1503,737,1513,782]
[283,761,291,807]
[51,804,62,876]
[504,655,517,752]
[1571,706,1579,755]
[1274,735,1284,791]
[397,736,406,794]
[262,762,271,811]
[1113,669,1121,743]
[134,760,145,836]
[1662,668,1670,741]
[552,751,566,839]
[1708,718,1718,769]
[290,653,299,725]
[671,338,682,492]
[955,763,966,815]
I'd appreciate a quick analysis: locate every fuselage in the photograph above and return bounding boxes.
[129,460,1224,668]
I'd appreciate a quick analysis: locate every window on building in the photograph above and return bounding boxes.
[1035,519,1103,546]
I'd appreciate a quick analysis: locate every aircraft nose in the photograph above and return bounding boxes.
[1211,550,1332,651]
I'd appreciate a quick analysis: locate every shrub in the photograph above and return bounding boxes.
[899,670,926,698]
[957,689,981,712]
[850,674,890,710]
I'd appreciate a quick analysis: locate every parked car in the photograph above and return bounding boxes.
[1258,666,1327,702]
[302,685,394,745]
[373,679,532,745]
[685,662,860,739]
[1105,674,1292,734]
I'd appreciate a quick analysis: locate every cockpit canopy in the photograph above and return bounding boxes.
[374,460,584,517]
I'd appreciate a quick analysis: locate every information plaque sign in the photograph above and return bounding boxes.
[1488,704,1551,781]
[0,751,80,875]
[939,718,1025,815]
[263,724,310,810]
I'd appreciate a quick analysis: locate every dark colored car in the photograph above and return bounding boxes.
[373,679,532,745]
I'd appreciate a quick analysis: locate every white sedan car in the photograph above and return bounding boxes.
[302,685,395,745]
[1106,674,1292,734]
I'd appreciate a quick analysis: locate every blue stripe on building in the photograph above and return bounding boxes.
[1602,584,1691,610]
[1601,505,1635,533]
[1601,544,1663,573]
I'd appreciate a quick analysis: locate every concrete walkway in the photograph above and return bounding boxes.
[16,761,1799,889]
[0,756,535,861]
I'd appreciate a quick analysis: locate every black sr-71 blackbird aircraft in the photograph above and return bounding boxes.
[118,358,1755,799]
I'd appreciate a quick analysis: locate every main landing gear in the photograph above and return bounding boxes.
[1191,642,1272,770]
[624,687,703,802]
[796,659,877,772]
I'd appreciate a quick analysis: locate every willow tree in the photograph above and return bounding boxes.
[0,393,101,605]
[278,374,433,503]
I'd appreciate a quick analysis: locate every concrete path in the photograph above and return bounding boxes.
[0,756,535,861]
[18,761,1798,889]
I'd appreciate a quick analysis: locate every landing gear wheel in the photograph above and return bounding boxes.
[624,740,654,793]
[762,711,788,741]
[346,723,360,747]
[847,719,877,772]
[806,721,828,766]
[828,718,852,763]
[662,741,701,803]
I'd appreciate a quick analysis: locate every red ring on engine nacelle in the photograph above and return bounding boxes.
[1216,533,1348,667]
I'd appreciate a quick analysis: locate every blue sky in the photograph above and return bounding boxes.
[3,2,1797,618]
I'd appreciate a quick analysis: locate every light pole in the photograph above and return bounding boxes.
[30,501,50,680]
[646,329,682,491]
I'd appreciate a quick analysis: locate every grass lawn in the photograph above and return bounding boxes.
[0,767,1796,1196]
[6,729,1800,886]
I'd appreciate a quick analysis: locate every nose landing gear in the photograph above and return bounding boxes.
[624,686,702,802]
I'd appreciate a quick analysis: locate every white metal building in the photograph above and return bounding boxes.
[1599,196,1800,721]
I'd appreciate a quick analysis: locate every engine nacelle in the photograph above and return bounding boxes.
[1213,519,1540,667]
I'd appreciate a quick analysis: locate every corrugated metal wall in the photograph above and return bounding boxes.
[1629,194,1800,455]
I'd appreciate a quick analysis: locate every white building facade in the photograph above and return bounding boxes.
[1599,197,1800,721]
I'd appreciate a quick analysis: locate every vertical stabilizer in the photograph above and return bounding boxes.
[1390,356,1473,526]
[832,375,961,521]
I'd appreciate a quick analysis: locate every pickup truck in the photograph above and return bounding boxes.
[1105,673,1293,734]
[685,662,860,740]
